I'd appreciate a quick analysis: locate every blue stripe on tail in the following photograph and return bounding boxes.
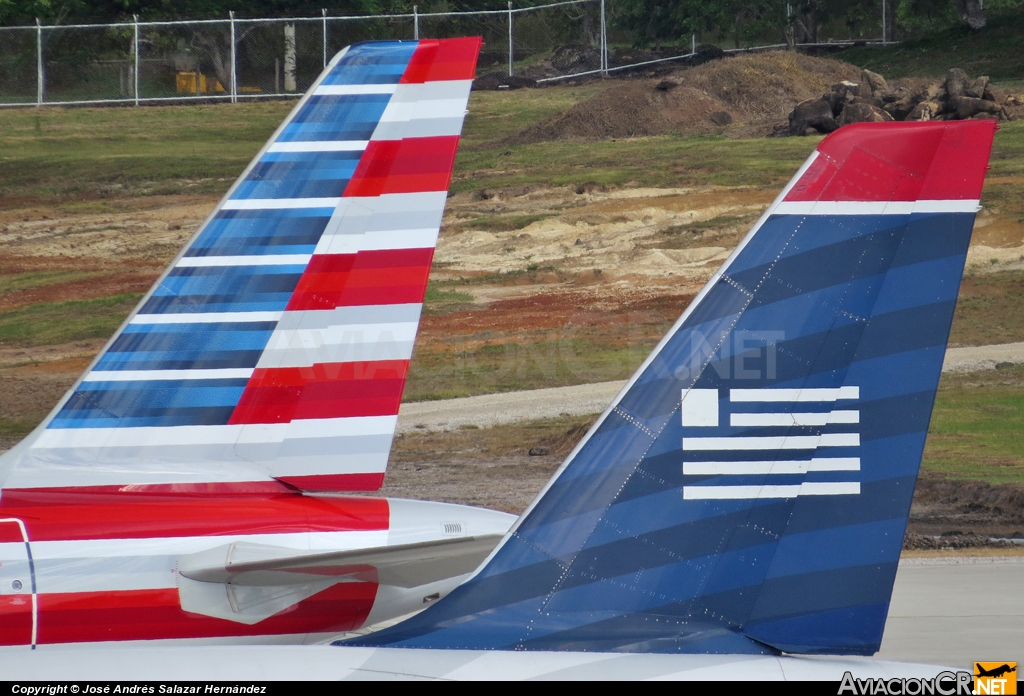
[342,123,995,655]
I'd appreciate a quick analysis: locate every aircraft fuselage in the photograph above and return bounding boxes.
[0,489,513,647]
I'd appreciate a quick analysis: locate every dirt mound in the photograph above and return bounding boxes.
[909,475,1024,538]
[509,51,862,143]
[903,532,1018,550]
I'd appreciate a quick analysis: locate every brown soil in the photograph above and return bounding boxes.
[381,416,592,513]
[0,256,160,312]
[0,195,215,263]
[437,186,766,280]
[909,474,1024,538]
[420,287,689,344]
[0,368,81,424]
[382,419,1024,550]
[510,52,862,143]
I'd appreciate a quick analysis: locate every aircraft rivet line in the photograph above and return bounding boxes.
[720,274,753,297]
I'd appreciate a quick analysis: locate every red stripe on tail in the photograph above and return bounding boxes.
[285,248,434,310]
[343,136,461,197]
[400,37,483,84]
[786,121,996,203]
[228,360,409,424]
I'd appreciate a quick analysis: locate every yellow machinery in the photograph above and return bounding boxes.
[175,72,226,94]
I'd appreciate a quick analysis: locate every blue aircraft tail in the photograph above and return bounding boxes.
[344,120,998,655]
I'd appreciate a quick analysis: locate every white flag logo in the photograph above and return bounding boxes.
[681,387,861,500]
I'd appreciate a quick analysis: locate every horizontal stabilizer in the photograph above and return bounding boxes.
[179,535,503,588]
[177,535,501,625]
[177,575,336,626]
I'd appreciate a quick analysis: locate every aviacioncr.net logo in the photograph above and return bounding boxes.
[839,671,973,695]
[974,663,1017,695]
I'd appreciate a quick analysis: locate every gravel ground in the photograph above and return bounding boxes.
[942,341,1024,372]
[397,380,626,433]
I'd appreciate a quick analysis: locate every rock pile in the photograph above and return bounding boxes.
[785,67,1013,136]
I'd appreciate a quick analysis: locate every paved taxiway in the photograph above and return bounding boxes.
[879,556,1024,667]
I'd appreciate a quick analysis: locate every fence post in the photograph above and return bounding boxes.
[600,0,607,76]
[507,2,513,77]
[133,14,140,105]
[692,34,696,54]
[413,6,419,40]
[882,0,887,43]
[229,11,237,103]
[322,9,328,68]
[284,23,297,92]
[35,18,43,106]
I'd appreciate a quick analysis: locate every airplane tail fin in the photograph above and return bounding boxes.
[0,39,480,494]
[345,120,997,655]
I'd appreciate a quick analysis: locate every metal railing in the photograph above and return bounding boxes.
[0,1,884,107]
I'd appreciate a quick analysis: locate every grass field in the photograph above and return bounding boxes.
[4,95,1023,203]
[0,294,140,348]
[926,366,1024,484]
[3,60,1024,485]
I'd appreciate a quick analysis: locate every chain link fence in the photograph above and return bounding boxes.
[0,26,36,104]
[0,0,883,107]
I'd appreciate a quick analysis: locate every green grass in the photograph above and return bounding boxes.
[0,270,105,296]
[0,102,291,202]
[3,90,1023,210]
[424,283,474,304]
[459,84,608,147]
[0,86,602,206]
[837,11,1024,81]
[923,366,1024,484]
[0,94,833,207]
[460,213,554,232]
[452,133,817,194]
[423,282,475,315]
[453,119,1024,199]
[0,419,35,438]
[0,294,141,348]
[404,336,660,402]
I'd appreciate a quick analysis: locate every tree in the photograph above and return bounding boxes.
[615,0,794,48]
[956,0,985,29]
[1,0,87,25]
[1,0,404,26]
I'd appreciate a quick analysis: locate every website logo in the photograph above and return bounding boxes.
[974,663,1017,695]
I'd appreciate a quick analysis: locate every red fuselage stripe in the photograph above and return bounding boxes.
[4,481,300,496]
[275,472,385,492]
[0,585,377,646]
[0,492,390,541]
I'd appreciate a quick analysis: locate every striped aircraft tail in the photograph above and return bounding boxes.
[345,119,998,655]
[0,38,481,494]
